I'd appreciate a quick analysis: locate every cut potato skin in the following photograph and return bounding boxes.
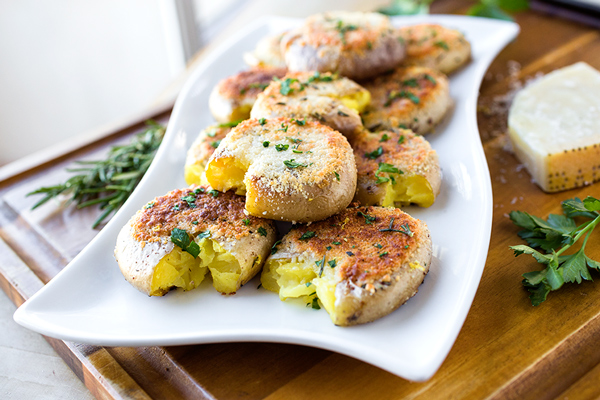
[399,24,471,75]
[184,124,235,186]
[205,117,357,222]
[262,205,432,326]
[114,186,277,296]
[209,66,288,123]
[361,66,450,134]
[250,71,369,139]
[351,128,441,208]
[282,11,405,80]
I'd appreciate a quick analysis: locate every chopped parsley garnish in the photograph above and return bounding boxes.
[402,78,419,87]
[170,228,200,258]
[279,78,300,95]
[328,259,337,268]
[196,230,211,239]
[181,194,197,207]
[208,189,219,198]
[263,141,270,147]
[379,251,389,258]
[310,297,321,310]
[335,20,358,44]
[275,143,289,152]
[424,74,437,85]
[326,246,332,250]
[292,118,306,126]
[145,202,155,209]
[365,146,383,159]
[292,150,303,154]
[243,218,250,226]
[218,120,242,128]
[300,231,316,240]
[206,130,216,138]
[375,163,403,185]
[398,135,405,144]
[210,140,221,148]
[286,137,302,144]
[380,133,389,142]
[192,221,198,225]
[194,187,205,194]
[240,82,269,94]
[346,251,354,256]
[172,204,180,211]
[307,71,336,83]
[398,124,408,129]
[434,41,449,50]
[357,211,377,224]
[278,123,289,133]
[374,243,383,249]
[259,118,267,125]
[270,240,282,255]
[334,171,340,181]
[385,90,420,106]
[284,159,308,169]
[337,110,349,117]
[333,241,341,245]
[257,227,268,237]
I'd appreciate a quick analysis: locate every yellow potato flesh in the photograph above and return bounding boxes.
[184,163,207,186]
[229,104,252,123]
[261,258,337,317]
[150,246,208,296]
[205,157,247,195]
[207,241,243,294]
[381,175,434,208]
[150,239,242,296]
[338,90,371,113]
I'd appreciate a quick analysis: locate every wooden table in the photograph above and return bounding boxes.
[2,1,600,399]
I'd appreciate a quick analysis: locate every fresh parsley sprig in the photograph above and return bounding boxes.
[27,121,165,228]
[509,196,600,306]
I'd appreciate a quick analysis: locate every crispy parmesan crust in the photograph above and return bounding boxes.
[351,129,441,206]
[281,11,405,80]
[362,66,450,134]
[270,206,432,325]
[205,117,357,222]
[114,186,277,295]
[399,24,471,75]
[209,67,288,123]
[250,71,367,138]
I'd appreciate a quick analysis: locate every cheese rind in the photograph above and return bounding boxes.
[508,62,600,192]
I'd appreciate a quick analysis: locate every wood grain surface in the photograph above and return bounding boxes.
[2,1,600,399]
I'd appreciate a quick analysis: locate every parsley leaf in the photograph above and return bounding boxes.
[510,196,600,306]
[365,147,383,160]
[170,228,200,258]
[300,231,316,240]
[284,159,308,169]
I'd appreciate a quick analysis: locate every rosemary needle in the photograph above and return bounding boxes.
[27,120,166,228]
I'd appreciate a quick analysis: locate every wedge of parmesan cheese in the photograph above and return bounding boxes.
[508,62,600,192]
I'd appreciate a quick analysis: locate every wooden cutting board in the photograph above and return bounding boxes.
[2,2,600,399]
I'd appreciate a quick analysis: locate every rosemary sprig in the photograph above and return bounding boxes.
[27,121,166,228]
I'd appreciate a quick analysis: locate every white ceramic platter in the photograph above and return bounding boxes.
[14,15,519,381]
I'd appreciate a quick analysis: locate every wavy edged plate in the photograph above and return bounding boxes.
[14,15,518,381]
